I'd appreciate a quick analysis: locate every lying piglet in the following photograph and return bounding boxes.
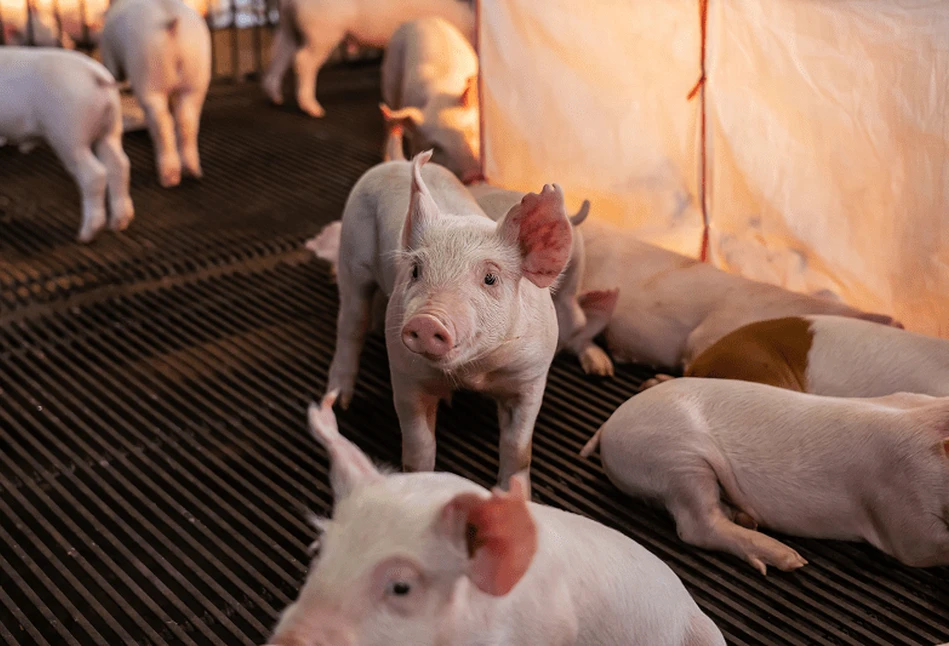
[577,220,901,371]
[100,0,211,187]
[380,17,480,183]
[264,402,726,646]
[0,47,134,242]
[263,0,474,118]
[677,314,949,397]
[325,151,572,488]
[468,181,619,375]
[582,378,949,573]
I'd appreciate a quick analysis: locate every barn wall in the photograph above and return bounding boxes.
[479,0,949,335]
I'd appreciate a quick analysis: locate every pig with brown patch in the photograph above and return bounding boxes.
[324,151,572,488]
[379,17,480,183]
[100,0,212,187]
[582,378,949,573]
[0,47,134,242]
[263,402,726,646]
[575,221,901,373]
[262,0,474,118]
[665,315,949,397]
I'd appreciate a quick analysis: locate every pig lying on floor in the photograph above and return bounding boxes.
[655,315,949,398]
[582,378,949,573]
[264,402,726,646]
[0,47,134,243]
[379,17,480,183]
[324,151,572,489]
[573,221,901,374]
[262,0,474,118]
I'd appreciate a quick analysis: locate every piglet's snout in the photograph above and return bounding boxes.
[402,314,455,357]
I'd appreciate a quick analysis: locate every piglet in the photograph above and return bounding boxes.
[379,17,480,182]
[673,314,949,397]
[0,47,134,242]
[263,0,474,118]
[100,0,212,187]
[576,220,901,372]
[325,151,572,487]
[582,378,949,573]
[467,181,619,374]
[264,402,725,646]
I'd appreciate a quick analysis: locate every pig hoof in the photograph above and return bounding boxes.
[640,374,676,391]
[580,346,615,377]
[77,225,103,244]
[299,100,326,118]
[744,539,808,575]
[159,168,182,188]
[262,79,284,105]
[184,164,203,180]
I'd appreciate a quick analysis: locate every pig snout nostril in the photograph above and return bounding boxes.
[401,314,454,358]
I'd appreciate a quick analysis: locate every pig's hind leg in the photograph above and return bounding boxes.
[140,92,182,187]
[292,30,344,117]
[325,275,376,409]
[173,88,206,179]
[262,16,296,105]
[52,142,108,243]
[94,124,135,232]
[667,466,807,575]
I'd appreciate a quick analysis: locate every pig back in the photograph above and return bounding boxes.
[525,503,714,645]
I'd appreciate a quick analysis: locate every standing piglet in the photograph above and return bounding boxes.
[100,0,211,187]
[575,220,901,372]
[263,0,474,118]
[325,151,572,487]
[679,315,949,398]
[582,378,949,573]
[0,47,134,242]
[264,402,725,646]
[379,17,480,183]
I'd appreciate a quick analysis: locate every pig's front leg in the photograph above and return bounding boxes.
[495,382,545,492]
[140,92,181,187]
[392,380,441,472]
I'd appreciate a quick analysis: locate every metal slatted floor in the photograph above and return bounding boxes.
[1,63,947,646]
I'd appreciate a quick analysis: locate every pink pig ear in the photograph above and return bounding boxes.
[380,103,425,129]
[401,150,441,250]
[307,402,381,499]
[437,473,537,596]
[497,184,573,288]
[460,75,478,108]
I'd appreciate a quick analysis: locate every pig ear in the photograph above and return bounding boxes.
[460,75,478,108]
[401,150,441,250]
[307,402,381,499]
[497,184,573,288]
[380,102,424,128]
[437,474,537,596]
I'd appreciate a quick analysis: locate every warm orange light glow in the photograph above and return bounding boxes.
[0,0,213,37]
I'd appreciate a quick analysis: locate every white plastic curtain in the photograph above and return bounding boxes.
[479,0,949,336]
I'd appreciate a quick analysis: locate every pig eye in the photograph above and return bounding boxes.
[389,581,412,597]
[484,273,498,286]
[411,263,420,280]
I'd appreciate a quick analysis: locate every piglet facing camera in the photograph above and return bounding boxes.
[326,151,573,488]
[264,403,725,646]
